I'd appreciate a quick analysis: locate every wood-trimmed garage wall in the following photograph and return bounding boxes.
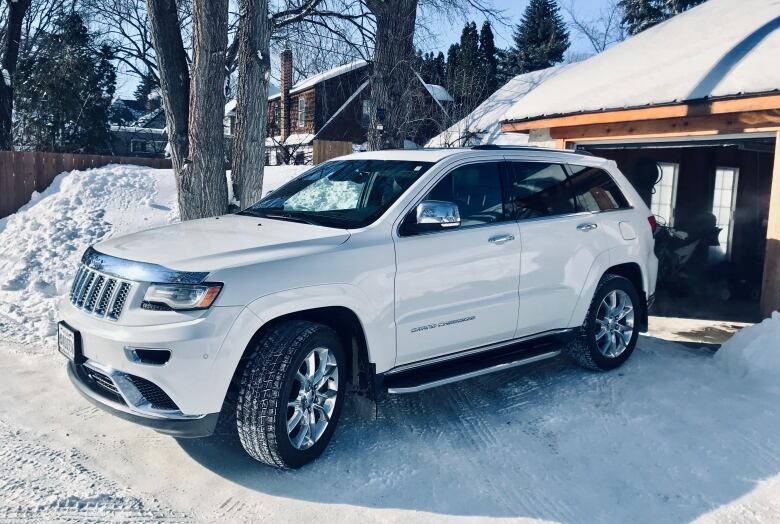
[501,94,780,317]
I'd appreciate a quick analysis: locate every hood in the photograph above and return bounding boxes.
[95,214,350,273]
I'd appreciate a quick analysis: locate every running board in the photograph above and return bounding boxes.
[385,342,563,394]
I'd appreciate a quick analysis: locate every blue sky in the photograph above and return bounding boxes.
[115,0,612,97]
[431,0,614,56]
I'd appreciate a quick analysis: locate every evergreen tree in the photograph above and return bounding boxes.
[445,43,460,92]
[15,13,116,153]
[133,71,161,111]
[508,0,570,75]
[619,0,706,35]
[432,52,446,86]
[478,21,498,97]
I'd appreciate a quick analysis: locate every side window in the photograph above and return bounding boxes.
[425,162,505,227]
[568,165,630,212]
[505,162,575,220]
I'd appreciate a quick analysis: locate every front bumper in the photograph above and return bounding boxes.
[67,360,219,437]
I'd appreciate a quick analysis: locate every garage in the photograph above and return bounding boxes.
[500,0,780,321]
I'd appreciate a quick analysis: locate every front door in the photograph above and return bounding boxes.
[393,161,521,366]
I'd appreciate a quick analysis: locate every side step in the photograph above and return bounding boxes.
[384,340,563,394]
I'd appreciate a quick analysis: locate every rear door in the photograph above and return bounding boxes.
[393,161,521,365]
[506,160,612,337]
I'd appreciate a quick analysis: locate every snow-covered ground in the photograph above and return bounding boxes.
[2,323,780,523]
[0,164,306,351]
[1,164,780,522]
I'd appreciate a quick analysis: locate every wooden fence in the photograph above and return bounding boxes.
[0,151,171,219]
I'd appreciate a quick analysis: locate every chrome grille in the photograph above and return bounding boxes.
[69,265,132,320]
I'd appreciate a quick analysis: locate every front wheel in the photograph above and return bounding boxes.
[236,320,345,469]
[565,274,640,371]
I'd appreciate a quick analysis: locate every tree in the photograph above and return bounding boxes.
[478,20,498,97]
[0,0,33,150]
[15,13,116,153]
[365,0,419,150]
[232,0,271,208]
[508,0,570,74]
[184,0,230,220]
[563,0,626,54]
[133,70,161,110]
[146,0,193,216]
[619,0,705,35]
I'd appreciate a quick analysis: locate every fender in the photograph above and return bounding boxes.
[566,250,612,328]
[244,284,394,372]
[203,284,394,414]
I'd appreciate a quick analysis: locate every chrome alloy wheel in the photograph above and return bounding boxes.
[595,289,635,358]
[287,346,339,450]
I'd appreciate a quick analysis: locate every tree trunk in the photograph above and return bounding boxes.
[0,0,32,150]
[185,0,230,219]
[145,0,191,206]
[232,0,272,209]
[366,0,418,150]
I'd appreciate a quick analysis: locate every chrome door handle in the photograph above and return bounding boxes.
[577,223,598,232]
[489,234,515,245]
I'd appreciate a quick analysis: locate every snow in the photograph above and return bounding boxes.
[423,83,454,103]
[715,311,780,387]
[503,0,780,123]
[0,163,307,350]
[284,132,315,146]
[269,60,369,99]
[3,330,780,522]
[427,66,566,147]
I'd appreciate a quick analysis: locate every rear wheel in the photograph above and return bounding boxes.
[236,320,345,469]
[565,274,640,371]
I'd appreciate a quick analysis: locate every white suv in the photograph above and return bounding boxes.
[60,147,658,468]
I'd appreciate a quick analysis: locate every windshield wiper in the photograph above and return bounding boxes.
[263,212,319,226]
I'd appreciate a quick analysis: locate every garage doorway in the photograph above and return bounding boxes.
[582,136,775,324]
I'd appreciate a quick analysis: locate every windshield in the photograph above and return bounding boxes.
[241,159,434,228]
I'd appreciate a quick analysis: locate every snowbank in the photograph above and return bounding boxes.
[0,163,307,350]
[0,165,178,349]
[714,312,780,386]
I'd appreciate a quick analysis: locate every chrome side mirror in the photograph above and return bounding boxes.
[416,200,460,228]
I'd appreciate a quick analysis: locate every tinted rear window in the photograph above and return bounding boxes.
[568,165,630,212]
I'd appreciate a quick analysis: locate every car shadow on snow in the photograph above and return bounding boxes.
[176,336,780,522]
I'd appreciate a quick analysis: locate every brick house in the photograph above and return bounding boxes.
[225,50,453,165]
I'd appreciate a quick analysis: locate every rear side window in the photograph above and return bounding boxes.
[504,162,576,220]
[568,165,630,212]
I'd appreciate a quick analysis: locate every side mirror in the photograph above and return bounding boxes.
[416,200,460,228]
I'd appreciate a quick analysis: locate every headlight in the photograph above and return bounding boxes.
[142,283,223,311]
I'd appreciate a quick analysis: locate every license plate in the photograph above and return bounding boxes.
[58,323,76,361]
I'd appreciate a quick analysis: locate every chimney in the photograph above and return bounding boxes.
[280,49,293,142]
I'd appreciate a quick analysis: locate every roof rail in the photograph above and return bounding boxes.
[471,144,593,156]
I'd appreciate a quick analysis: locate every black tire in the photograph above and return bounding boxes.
[236,320,346,469]
[565,274,641,371]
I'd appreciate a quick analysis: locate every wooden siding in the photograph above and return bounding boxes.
[0,151,171,219]
[312,140,352,164]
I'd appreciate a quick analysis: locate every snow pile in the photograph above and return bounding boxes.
[714,311,780,386]
[0,165,178,349]
[0,163,308,350]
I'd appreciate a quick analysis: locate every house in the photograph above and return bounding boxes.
[500,0,780,318]
[110,107,167,158]
[426,66,566,148]
[224,51,454,165]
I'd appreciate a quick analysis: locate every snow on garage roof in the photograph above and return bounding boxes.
[502,0,780,124]
[427,66,566,147]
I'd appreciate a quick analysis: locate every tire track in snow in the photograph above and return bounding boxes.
[0,419,188,523]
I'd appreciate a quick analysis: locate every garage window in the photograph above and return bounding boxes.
[712,167,739,258]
